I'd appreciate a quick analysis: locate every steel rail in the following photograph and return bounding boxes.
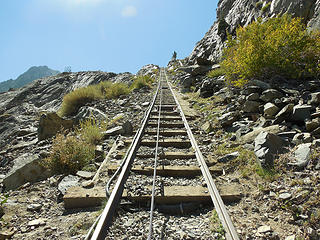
[90,73,162,240]
[164,70,240,240]
[147,69,164,240]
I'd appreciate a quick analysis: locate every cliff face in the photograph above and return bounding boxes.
[188,0,320,64]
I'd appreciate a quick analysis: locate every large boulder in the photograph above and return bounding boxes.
[218,111,240,128]
[289,143,312,169]
[199,76,225,98]
[254,131,286,167]
[178,64,216,76]
[260,89,283,102]
[264,103,279,117]
[179,74,195,92]
[241,125,282,143]
[38,112,74,141]
[291,105,312,122]
[3,154,50,190]
[243,101,260,113]
[58,175,80,195]
[274,104,294,124]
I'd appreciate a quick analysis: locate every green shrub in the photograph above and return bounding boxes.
[58,81,130,117]
[130,75,154,90]
[207,68,225,78]
[76,117,107,145]
[43,133,95,174]
[261,2,271,13]
[222,15,320,86]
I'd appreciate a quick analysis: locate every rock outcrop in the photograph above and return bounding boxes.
[188,0,320,64]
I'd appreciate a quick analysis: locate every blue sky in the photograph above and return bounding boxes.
[0,0,218,82]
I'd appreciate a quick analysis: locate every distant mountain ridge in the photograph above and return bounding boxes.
[0,66,60,93]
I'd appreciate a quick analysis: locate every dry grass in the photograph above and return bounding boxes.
[76,117,107,145]
[43,133,95,174]
[58,81,130,117]
[130,75,154,90]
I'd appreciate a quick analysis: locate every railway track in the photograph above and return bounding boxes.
[89,69,239,240]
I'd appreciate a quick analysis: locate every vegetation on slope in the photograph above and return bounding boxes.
[43,118,107,174]
[58,75,155,117]
[221,14,320,86]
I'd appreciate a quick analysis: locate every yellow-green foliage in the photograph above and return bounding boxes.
[59,81,130,117]
[222,15,320,87]
[130,75,154,90]
[261,2,271,13]
[207,68,225,78]
[43,133,95,174]
[76,117,107,145]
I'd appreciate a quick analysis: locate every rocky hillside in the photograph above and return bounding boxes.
[0,66,60,93]
[188,0,320,64]
[0,70,136,150]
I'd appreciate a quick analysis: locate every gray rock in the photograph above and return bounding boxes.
[279,192,292,200]
[310,92,320,104]
[179,74,195,92]
[122,121,133,136]
[246,93,259,101]
[179,64,214,76]
[290,143,312,168]
[58,175,80,195]
[306,118,320,132]
[218,112,239,128]
[254,131,285,167]
[274,104,294,123]
[218,152,239,163]
[76,171,95,180]
[3,154,50,190]
[38,112,74,141]
[141,102,150,107]
[103,126,123,137]
[260,89,283,102]
[292,133,312,145]
[27,218,47,227]
[241,125,281,143]
[27,203,42,211]
[277,131,296,140]
[201,121,213,133]
[251,80,271,90]
[75,106,107,123]
[264,103,279,117]
[137,64,159,76]
[285,235,296,240]
[312,126,320,135]
[257,225,272,233]
[291,105,312,122]
[243,101,260,113]
[245,85,262,94]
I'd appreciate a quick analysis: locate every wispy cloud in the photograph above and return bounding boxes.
[121,5,137,18]
[60,0,104,7]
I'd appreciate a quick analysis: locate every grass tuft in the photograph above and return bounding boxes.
[58,81,130,117]
[43,133,95,174]
[130,75,154,90]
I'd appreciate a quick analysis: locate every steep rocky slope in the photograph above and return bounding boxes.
[0,66,60,93]
[188,0,320,64]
